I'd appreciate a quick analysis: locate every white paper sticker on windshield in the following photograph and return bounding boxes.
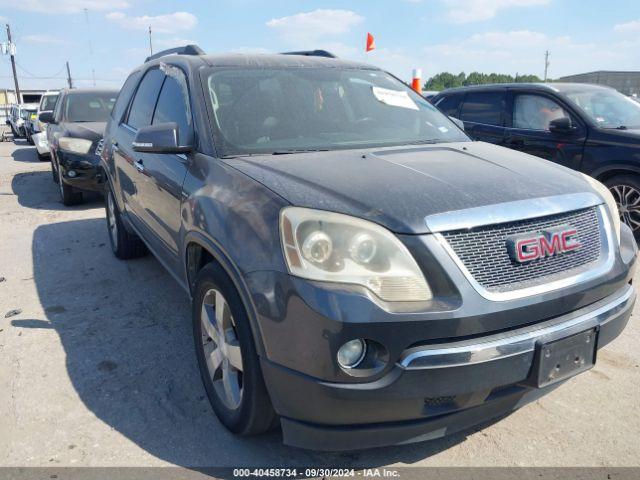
[372,86,419,110]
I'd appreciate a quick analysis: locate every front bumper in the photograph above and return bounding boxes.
[263,284,635,450]
[57,150,102,192]
[32,132,50,155]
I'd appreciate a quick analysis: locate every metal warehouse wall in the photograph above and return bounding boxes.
[559,71,640,96]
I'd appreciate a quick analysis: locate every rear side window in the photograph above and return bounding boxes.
[435,94,463,117]
[112,71,142,122]
[460,91,505,126]
[126,68,164,130]
[152,72,192,144]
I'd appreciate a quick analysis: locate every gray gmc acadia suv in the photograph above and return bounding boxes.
[100,46,637,451]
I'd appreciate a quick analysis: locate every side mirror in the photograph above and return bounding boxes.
[449,116,465,131]
[39,111,55,124]
[549,117,574,133]
[132,122,192,154]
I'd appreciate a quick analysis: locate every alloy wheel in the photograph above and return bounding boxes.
[107,192,118,250]
[609,184,640,233]
[200,288,244,410]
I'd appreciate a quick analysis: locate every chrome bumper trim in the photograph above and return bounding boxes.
[424,192,602,233]
[398,285,635,370]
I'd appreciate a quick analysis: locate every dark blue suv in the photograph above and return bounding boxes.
[101,46,636,450]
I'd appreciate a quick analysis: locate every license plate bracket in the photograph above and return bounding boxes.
[535,328,597,388]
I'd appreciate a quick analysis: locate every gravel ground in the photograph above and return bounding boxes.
[0,140,639,468]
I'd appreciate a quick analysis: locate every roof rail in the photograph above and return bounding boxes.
[145,45,205,63]
[281,50,337,59]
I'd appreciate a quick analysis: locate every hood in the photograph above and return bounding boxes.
[226,142,595,234]
[62,121,106,141]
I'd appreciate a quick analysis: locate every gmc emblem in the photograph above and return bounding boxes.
[506,225,581,263]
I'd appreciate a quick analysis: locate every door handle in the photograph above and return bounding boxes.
[135,159,145,173]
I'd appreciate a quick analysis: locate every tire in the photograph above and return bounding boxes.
[193,262,277,435]
[10,124,19,138]
[51,155,59,183]
[56,158,83,206]
[105,184,148,259]
[38,151,49,162]
[27,130,34,145]
[603,174,640,240]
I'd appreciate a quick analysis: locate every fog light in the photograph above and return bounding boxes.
[337,339,367,369]
[67,170,77,178]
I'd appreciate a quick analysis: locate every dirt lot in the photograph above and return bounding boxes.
[1,140,639,468]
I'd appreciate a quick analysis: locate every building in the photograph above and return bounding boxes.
[558,71,640,96]
[0,89,47,123]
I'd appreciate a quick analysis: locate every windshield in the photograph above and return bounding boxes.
[40,94,59,112]
[64,92,116,122]
[21,109,36,120]
[204,67,468,156]
[563,88,640,129]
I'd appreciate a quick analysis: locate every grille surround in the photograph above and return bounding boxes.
[437,205,614,301]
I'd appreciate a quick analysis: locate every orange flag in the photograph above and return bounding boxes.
[366,33,375,52]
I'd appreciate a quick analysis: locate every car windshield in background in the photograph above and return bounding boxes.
[41,94,59,111]
[21,109,36,120]
[562,87,640,129]
[204,67,468,156]
[64,92,116,123]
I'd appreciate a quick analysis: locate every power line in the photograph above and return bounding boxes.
[15,61,66,79]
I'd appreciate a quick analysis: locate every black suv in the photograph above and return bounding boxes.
[432,83,640,237]
[42,88,118,205]
[101,47,636,450]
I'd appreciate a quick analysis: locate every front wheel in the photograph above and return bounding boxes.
[56,158,82,206]
[604,175,640,239]
[193,262,276,435]
[105,185,147,259]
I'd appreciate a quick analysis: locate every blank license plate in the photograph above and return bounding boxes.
[536,329,597,388]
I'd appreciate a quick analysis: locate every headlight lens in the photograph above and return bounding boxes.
[280,207,432,302]
[581,173,621,245]
[58,137,93,154]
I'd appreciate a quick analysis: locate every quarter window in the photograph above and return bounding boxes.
[435,94,463,117]
[460,91,505,126]
[152,73,192,145]
[513,94,568,131]
[126,68,164,130]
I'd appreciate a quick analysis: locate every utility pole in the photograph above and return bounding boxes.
[66,61,73,89]
[543,50,550,82]
[148,25,153,55]
[5,24,20,103]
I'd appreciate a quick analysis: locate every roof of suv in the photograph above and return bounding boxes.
[142,46,377,71]
[198,53,376,70]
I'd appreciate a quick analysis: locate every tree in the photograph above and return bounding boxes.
[424,71,544,90]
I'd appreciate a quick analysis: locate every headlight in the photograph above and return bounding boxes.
[58,137,93,154]
[280,207,432,302]
[581,173,621,244]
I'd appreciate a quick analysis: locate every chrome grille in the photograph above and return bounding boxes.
[441,207,603,293]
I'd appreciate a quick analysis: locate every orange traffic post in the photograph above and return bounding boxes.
[411,68,422,93]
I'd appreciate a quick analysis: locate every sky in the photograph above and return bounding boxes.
[1,0,640,91]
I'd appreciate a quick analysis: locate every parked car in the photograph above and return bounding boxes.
[41,88,118,205]
[432,83,640,238]
[101,47,636,451]
[30,91,60,160]
[5,103,38,138]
